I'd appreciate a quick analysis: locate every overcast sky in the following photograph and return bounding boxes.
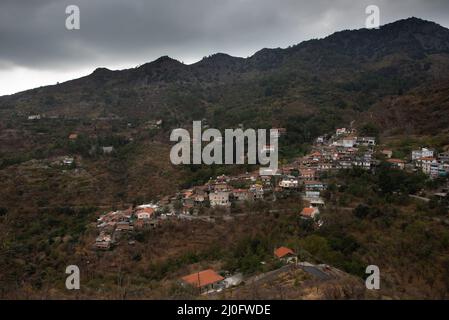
[1,0,449,96]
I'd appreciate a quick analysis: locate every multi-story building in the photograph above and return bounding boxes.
[412,148,434,161]
[209,191,231,207]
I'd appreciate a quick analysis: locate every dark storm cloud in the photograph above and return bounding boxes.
[1,0,449,71]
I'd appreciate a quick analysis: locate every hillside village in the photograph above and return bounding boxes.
[2,15,449,300]
[91,124,449,295]
[2,97,449,299]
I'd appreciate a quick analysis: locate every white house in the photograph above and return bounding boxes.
[310,198,325,208]
[336,128,347,136]
[305,190,321,198]
[62,157,74,166]
[342,136,357,148]
[412,148,434,161]
[136,208,155,220]
[304,181,327,191]
[28,114,41,120]
[223,273,244,288]
[357,137,376,146]
[279,178,299,189]
[419,157,437,175]
[102,146,115,154]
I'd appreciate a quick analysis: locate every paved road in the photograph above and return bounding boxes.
[300,265,333,280]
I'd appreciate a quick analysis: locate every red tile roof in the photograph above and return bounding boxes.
[181,269,224,288]
[274,246,295,258]
[418,157,435,161]
[387,158,405,164]
[300,207,317,217]
[136,207,155,216]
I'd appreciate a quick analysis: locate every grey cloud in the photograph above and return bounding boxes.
[1,0,449,72]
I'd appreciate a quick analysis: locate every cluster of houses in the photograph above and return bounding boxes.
[90,123,449,300]
[159,173,269,216]
[93,124,448,250]
[95,204,159,249]
[314,127,449,183]
[276,127,377,222]
[316,128,449,181]
[93,168,327,249]
[162,167,325,218]
[93,128,341,249]
[27,114,42,120]
[411,148,449,178]
[93,163,278,249]
[313,128,376,171]
[93,167,329,250]
[384,147,449,178]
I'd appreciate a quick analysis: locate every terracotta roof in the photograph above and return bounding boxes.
[136,207,154,216]
[300,168,316,174]
[300,207,317,217]
[387,158,405,164]
[274,246,295,258]
[183,190,193,198]
[418,157,435,161]
[181,269,224,288]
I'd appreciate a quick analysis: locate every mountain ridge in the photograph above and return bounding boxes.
[2,16,448,99]
[1,17,449,137]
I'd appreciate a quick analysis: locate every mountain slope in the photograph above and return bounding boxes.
[1,17,449,134]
